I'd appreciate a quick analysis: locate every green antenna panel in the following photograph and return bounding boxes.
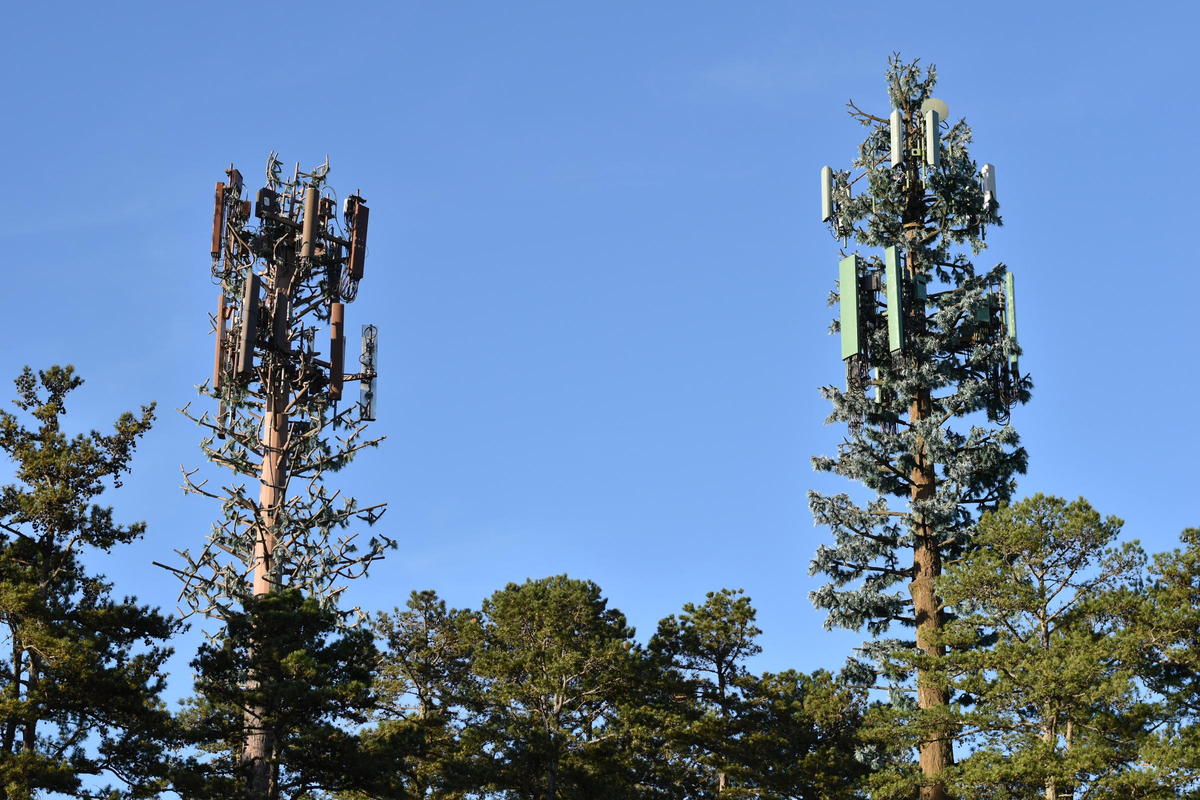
[884,246,904,353]
[839,255,860,360]
[1004,272,1018,370]
[973,295,993,324]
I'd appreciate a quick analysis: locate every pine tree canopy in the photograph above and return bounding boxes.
[177,588,378,800]
[0,366,174,800]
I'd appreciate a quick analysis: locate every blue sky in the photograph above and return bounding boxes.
[1,1,1195,692]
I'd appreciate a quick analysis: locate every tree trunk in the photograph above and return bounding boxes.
[717,667,727,794]
[243,360,288,800]
[911,389,951,800]
[3,628,20,754]
[904,150,952,796]
[22,651,39,756]
[546,750,558,800]
[1042,720,1057,800]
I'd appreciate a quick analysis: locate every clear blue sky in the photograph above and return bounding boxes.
[1,2,1195,692]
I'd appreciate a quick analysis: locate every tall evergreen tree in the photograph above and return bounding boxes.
[359,590,481,799]
[918,495,1162,799]
[0,366,174,799]
[1138,528,1200,795]
[468,575,642,800]
[176,589,378,800]
[650,588,762,795]
[731,669,870,800]
[809,56,1030,799]
[652,590,872,799]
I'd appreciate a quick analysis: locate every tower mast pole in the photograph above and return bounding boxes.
[182,156,385,800]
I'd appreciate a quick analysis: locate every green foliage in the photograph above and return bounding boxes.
[727,669,870,800]
[467,575,641,800]
[902,495,1166,799]
[650,588,762,794]
[651,590,872,799]
[652,589,763,698]
[0,365,174,799]
[357,590,481,799]
[1136,527,1200,796]
[810,53,1029,642]
[810,57,1032,795]
[355,583,875,800]
[177,589,378,800]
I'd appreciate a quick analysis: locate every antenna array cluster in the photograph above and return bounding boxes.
[819,98,1021,419]
[208,155,378,422]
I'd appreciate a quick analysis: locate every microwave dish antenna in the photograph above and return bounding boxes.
[920,97,949,121]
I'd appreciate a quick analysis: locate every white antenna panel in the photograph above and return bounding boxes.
[820,166,833,222]
[980,163,997,207]
[889,110,903,167]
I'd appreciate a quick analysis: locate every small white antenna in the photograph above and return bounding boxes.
[980,164,997,207]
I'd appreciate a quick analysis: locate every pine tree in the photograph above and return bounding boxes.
[468,575,642,800]
[1137,528,1200,795]
[176,589,378,800]
[920,495,1160,799]
[649,588,762,795]
[360,590,481,799]
[0,365,174,799]
[809,56,1030,800]
[731,669,870,800]
[652,590,871,799]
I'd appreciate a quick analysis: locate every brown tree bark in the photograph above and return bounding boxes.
[903,151,952,797]
[911,389,951,800]
[242,260,292,800]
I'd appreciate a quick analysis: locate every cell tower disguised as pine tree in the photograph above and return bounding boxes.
[170,155,389,797]
[809,58,1030,799]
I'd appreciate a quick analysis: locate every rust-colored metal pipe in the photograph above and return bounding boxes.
[329,302,345,400]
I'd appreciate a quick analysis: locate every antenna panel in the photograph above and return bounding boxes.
[1004,272,1018,371]
[235,273,260,378]
[301,186,320,259]
[820,166,834,222]
[227,168,243,197]
[211,182,226,260]
[889,110,903,167]
[980,163,997,207]
[212,293,227,391]
[884,246,904,352]
[359,324,378,421]
[348,199,370,281]
[329,303,345,400]
[924,109,940,168]
[839,255,860,360]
